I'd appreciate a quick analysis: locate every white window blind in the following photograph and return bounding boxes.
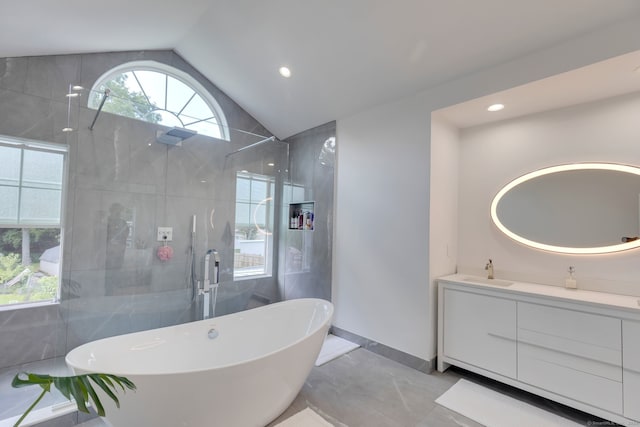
[0,137,66,227]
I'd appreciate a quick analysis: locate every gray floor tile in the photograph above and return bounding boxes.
[3,347,606,427]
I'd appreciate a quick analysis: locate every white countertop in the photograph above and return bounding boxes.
[438,274,640,313]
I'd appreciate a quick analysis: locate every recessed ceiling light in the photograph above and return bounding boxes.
[267,162,275,167]
[279,66,291,78]
[65,93,80,98]
[62,127,74,132]
[487,103,505,112]
[72,85,84,91]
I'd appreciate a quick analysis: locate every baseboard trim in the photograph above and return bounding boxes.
[330,326,434,373]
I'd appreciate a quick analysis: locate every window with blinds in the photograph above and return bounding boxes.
[0,136,66,307]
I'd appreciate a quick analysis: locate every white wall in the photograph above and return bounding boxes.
[333,95,431,359]
[334,13,640,363]
[458,92,640,295]
[427,117,459,357]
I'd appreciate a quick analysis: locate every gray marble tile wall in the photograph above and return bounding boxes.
[1,55,77,371]
[0,50,283,373]
[280,121,336,301]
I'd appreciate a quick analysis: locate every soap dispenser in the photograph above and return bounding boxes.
[565,266,577,289]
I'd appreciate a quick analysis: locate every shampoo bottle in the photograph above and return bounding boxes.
[565,266,577,289]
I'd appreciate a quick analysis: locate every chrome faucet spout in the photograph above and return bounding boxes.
[485,259,494,279]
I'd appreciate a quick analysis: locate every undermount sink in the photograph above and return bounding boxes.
[461,276,514,287]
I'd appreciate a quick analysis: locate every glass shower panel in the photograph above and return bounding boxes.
[0,52,295,426]
[212,138,289,316]
[280,125,335,302]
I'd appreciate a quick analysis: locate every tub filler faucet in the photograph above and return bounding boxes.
[199,249,220,319]
[485,259,494,279]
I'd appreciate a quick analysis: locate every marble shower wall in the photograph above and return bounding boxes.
[0,50,281,369]
[280,121,336,301]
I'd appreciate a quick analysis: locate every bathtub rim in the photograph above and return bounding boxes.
[65,297,333,377]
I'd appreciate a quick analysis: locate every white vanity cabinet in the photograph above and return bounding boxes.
[438,275,640,425]
[442,288,516,378]
[623,320,640,421]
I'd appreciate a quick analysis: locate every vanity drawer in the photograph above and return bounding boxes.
[518,302,621,360]
[517,302,622,414]
[519,343,622,413]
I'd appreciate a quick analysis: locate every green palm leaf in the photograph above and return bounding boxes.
[11,372,136,427]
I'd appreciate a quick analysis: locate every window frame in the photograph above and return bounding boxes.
[233,172,276,280]
[0,135,68,310]
[88,60,230,141]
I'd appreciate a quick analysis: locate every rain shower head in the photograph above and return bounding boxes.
[156,127,197,146]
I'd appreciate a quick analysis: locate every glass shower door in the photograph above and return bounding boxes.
[197,136,289,319]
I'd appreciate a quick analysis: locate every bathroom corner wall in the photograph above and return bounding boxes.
[280,121,336,301]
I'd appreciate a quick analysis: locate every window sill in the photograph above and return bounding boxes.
[0,300,59,312]
[233,273,272,282]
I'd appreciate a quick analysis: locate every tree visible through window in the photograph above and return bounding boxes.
[96,74,161,124]
[0,137,66,306]
[89,61,229,140]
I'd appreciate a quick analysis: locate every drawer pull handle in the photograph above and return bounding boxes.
[487,332,516,341]
[518,338,621,367]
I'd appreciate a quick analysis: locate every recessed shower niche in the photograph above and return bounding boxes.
[289,202,315,230]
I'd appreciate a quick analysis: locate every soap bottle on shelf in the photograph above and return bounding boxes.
[565,266,577,289]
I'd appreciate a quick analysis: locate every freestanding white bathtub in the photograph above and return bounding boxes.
[65,298,333,427]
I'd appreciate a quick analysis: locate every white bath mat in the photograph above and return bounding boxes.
[435,379,581,427]
[275,408,333,427]
[315,334,359,366]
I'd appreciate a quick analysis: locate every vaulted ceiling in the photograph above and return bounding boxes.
[2,0,640,138]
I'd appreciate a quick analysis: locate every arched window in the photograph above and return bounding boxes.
[88,61,229,140]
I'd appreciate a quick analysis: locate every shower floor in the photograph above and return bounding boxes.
[0,356,73,423]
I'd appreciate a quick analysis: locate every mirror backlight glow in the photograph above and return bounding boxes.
[490,163,640,254]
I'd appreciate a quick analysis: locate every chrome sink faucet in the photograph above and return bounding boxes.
[485,259,494,279]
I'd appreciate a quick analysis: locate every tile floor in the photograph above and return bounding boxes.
[3,347,612,426]
[266,347,475,427]
[70,347,603,427]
